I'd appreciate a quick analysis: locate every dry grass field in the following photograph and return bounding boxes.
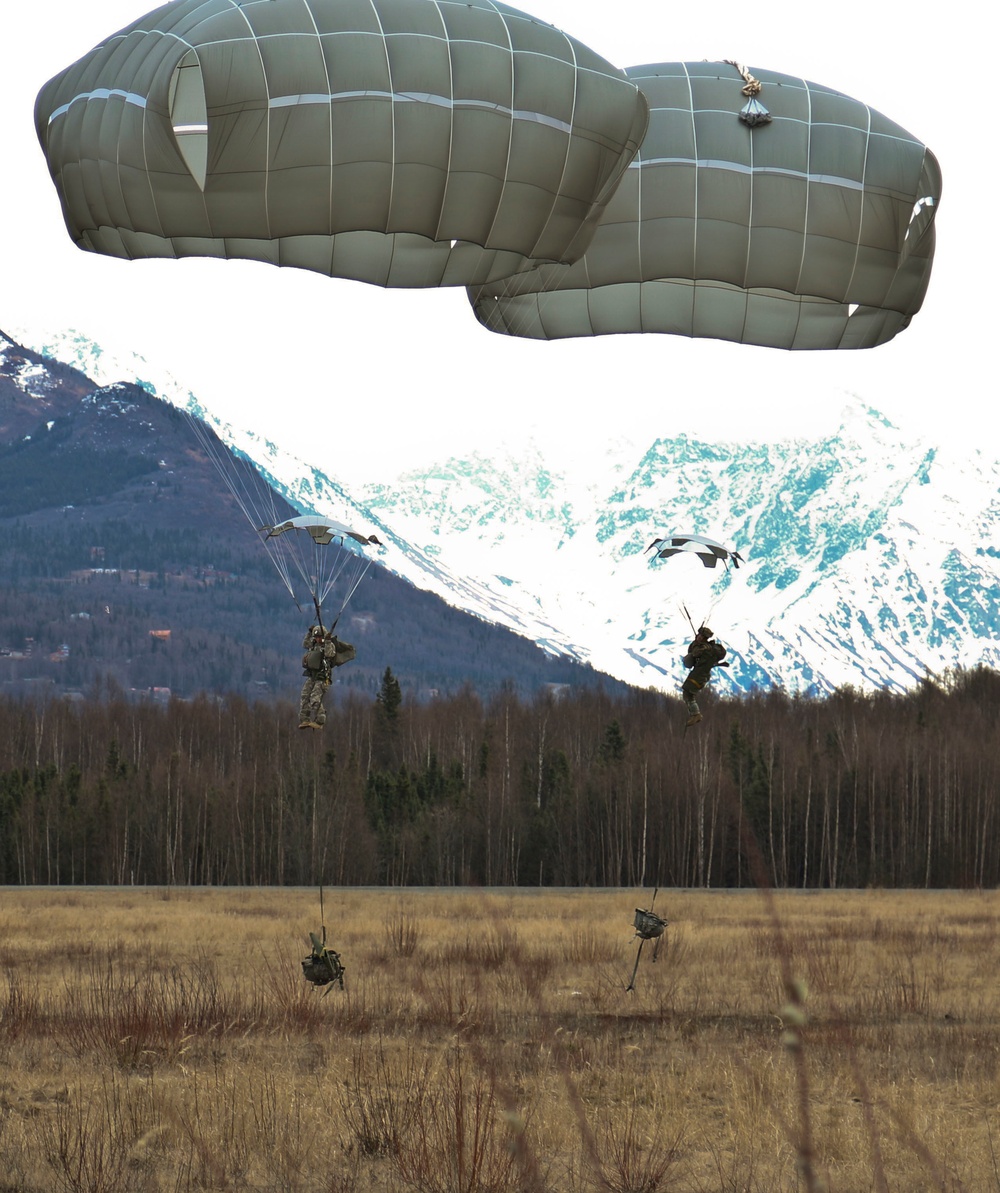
[1,886,998,1192]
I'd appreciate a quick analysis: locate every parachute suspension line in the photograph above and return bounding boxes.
[703,592,723,626]
[679,600,716,637]
[326,554,373,633]
[520,268,562,341]
[724,60,772,127]
[183,411,299,601]
[182,410,379,628]
[281,533,336,619]
[312,537,371,622]
[478,254,562,342]
[184,410,274,528]
[696,576,728,630]
[703,556,739,625]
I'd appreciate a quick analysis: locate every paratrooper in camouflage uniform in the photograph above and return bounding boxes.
[299,625,356,729]
[681,626,729,726]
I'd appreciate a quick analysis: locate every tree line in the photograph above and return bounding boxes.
[0,667,997,889]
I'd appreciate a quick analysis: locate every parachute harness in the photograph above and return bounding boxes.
[725,60,772,127]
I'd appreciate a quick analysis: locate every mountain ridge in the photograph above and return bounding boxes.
[10,324,997,696]
[353,406,1000,693]
[0,328,627,702]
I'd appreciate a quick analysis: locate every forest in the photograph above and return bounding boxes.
[0,665,997,890]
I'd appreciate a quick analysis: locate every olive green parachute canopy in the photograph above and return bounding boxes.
[35,0,649,288]
[469,62,941,348]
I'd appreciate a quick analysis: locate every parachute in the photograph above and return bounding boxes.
[35,0,648,289]
[188,419,381,630]
[258,515,382,629]
[469,61,941,349]
[36,7,940,346]
[263,515,381,551]
[646,532,744,628]
[645,534,744,570]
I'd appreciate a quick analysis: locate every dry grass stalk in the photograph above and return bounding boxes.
[0,887,998,1190]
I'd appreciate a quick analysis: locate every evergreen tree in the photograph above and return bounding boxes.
[376,667,402,721]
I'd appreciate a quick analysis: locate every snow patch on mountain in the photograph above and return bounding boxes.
[352,407,1000,694]
[11,323,999,694]
[7,325,591,659]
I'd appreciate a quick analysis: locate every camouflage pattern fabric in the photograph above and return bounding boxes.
[299,626,355,727]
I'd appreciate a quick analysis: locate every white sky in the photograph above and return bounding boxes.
[1,1,991,484]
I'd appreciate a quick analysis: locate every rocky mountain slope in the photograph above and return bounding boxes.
[13,325,998,695]
[0,329,623,702]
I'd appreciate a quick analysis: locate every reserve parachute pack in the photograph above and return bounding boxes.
[333,640,356,666]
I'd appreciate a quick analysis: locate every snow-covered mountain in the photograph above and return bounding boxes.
[13,325,999,694]
[7,326,587,658]
[350,418,1000,693]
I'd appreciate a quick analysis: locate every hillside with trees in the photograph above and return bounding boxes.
[0,332,628,702]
